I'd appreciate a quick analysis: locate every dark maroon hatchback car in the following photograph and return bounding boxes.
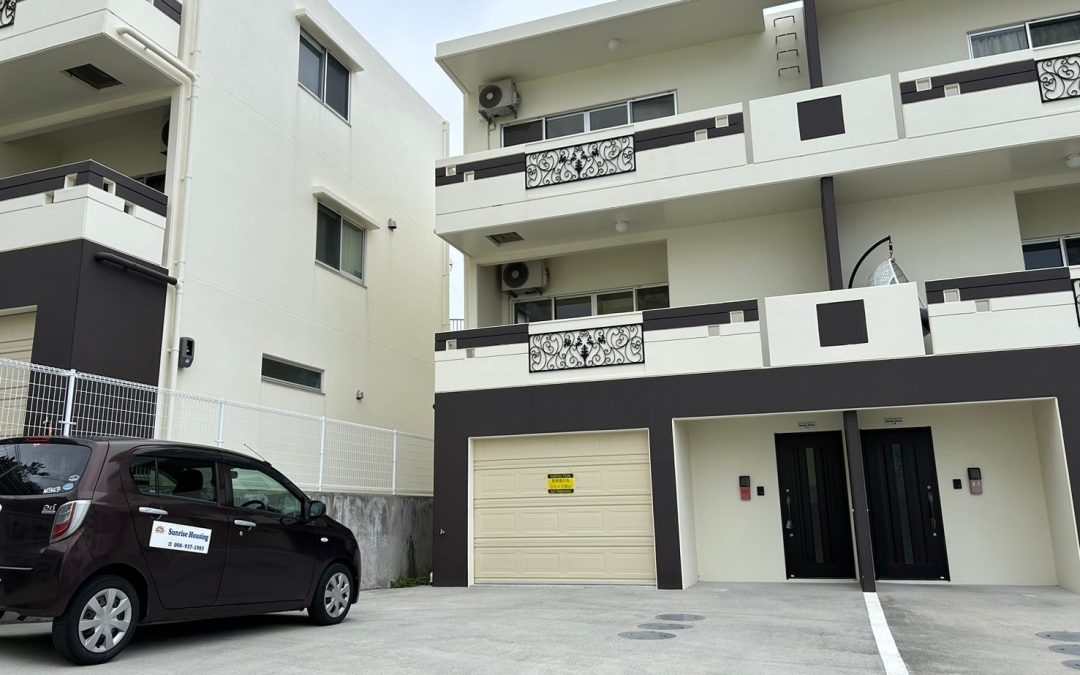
[0,437,361,665]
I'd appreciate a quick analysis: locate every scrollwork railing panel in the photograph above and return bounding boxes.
[1038,54,1080,102]
[525,135,635,189]
[529,324,644,373]
[1,0,17,29]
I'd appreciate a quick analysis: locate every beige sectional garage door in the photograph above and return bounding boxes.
[473,431,655,585]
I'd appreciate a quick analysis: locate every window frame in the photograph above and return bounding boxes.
[968,11,1080,58]
[1021,234,1080,270]
[315,203,366,285]
[261,355,324,393]
[501,92,678,147]
[298,30,351,122]
[512,283,670,324]
[128,454,220,505]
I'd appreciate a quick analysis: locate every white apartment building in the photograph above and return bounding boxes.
[431,0,1080,593]
[0,0,449,438]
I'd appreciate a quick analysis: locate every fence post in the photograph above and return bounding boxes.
[215,399,226,448]
[60,369,77,437]
[391,430,399,495]
[317,417,327,492]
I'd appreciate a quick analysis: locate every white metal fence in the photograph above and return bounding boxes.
[0,357,433,496]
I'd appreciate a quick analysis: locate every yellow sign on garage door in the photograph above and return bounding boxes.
[547,473,574,494]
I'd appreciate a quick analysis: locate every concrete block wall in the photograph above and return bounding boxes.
[311,492,433,590]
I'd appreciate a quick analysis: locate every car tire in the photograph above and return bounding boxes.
[52,575,139,666]
[308,563,353,625]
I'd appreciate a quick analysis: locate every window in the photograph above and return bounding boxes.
[135,173,167,193]
[1022,235,1080,270]
[0,443,91,496]
[513,285,670,324]
[262,356,323,391]
[131,456,217,503]
[298,32,350,120]
[316,204,365,282]
[229,466,302,518]
[970,13,1080,58]
[502,93,677,147]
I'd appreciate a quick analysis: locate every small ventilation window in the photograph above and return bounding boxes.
[64,64,123,90]
[487,232,524,246]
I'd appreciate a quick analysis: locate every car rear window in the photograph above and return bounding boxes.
[0,443,92,496]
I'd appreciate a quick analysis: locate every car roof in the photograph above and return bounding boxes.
[1,436,274,468]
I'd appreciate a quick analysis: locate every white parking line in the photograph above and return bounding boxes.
[864,592,909,675]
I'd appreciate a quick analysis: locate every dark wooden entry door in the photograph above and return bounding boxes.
[775,432,855,579]
[862,428,950,581]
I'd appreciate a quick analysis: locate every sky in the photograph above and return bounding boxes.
[329,0,611,319]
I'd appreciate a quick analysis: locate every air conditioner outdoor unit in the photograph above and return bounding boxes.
[478,79,518,122]
[501,260,547,293]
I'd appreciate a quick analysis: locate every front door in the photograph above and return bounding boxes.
[775,432,855,579]
[862,428,950,581]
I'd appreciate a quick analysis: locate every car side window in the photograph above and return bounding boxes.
[130,456,218,503]
[229,466,302,518]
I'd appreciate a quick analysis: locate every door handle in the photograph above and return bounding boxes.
[139,507,168,519]
[234,520,257,528]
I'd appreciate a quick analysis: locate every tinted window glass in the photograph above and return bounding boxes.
[597,290,635,315]
[590,104,629,131]
[316,206,341,268]
[325,53,350,119]
[969,26,1029,57]
[340,221,364,280]
[0,443,90,496]
[555,295,592,319]
[262,358,322,390]
[1023,241,1064,270]
[1066,238,1080,266]
[230,467,302,518]
[546,113,585,139]
[631,94,676,123]
[1030,15,1080,48]
[636,286,671,311]
[503,120,543,147]
[514,299,552,324]
[130,456,157,496]
[298,35,324,96]
[133,456,217,502]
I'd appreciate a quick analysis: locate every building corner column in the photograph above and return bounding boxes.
[843,410,876,592]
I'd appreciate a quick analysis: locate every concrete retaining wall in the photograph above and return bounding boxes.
[310,492,433,590]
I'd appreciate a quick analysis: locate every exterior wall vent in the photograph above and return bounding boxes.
[487,232,524,246]
[64,64,123,90]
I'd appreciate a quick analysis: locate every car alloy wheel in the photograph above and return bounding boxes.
[324,572,351,619]
[78,587,133,654]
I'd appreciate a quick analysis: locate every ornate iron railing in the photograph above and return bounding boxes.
[525,135,635,189]
[1,0,17,28]
[1037,54,1080,102]
[529,324,644,373]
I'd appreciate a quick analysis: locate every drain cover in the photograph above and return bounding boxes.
[1054,646,1080,656]
[639,623,691,631]
[619,631,676,640]
[656,613,705,622]
[1063,660,1080,670]
[1040,632,1080,642]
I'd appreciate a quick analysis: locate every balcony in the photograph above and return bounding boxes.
[0,160,167,264]
[0,0,183,138]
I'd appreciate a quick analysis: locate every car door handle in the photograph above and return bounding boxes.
[234,520,257,528]
[139,507,168,519]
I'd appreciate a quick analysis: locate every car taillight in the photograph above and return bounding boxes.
[50,500,91,543]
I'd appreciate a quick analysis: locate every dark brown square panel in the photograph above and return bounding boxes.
[798,95,846,141]
[817,299,868,347]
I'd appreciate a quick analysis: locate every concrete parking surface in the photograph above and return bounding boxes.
[1,582,1078,673]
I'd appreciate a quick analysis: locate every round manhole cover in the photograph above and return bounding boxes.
[619,631,676,640]
[1063,660,1080,670]
[1053,646,1080,656]
[656,613,705,622]
[639,623,691,631]
[1040,632,1080,642]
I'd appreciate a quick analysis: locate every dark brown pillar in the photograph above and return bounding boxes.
[843,410,876,592]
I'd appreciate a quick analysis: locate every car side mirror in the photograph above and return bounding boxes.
[309,501,326,519]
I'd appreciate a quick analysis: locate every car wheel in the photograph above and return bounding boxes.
[309,563,353,625]
[52,575,139,666]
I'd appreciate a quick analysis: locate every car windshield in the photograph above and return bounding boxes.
[0,442,92,496]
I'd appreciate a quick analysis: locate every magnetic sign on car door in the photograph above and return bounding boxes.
[149,521,212,554]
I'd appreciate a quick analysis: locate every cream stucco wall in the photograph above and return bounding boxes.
[859,403,1058,586]
[820,0,1080,86]
[1017,185,1080,241]
[171,0,447,436]
[1032,399,1080,593]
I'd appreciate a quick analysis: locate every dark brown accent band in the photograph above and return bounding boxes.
[899,59,1036,104]
[642,299,758,331]
[434,323,529,351]
[153,0,182,24]
[926,267,1072,303]
[0,160,169,216]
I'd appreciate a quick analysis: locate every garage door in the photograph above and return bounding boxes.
[0,310,35,362]
[0,311,35,437]
[473,431,655,584]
